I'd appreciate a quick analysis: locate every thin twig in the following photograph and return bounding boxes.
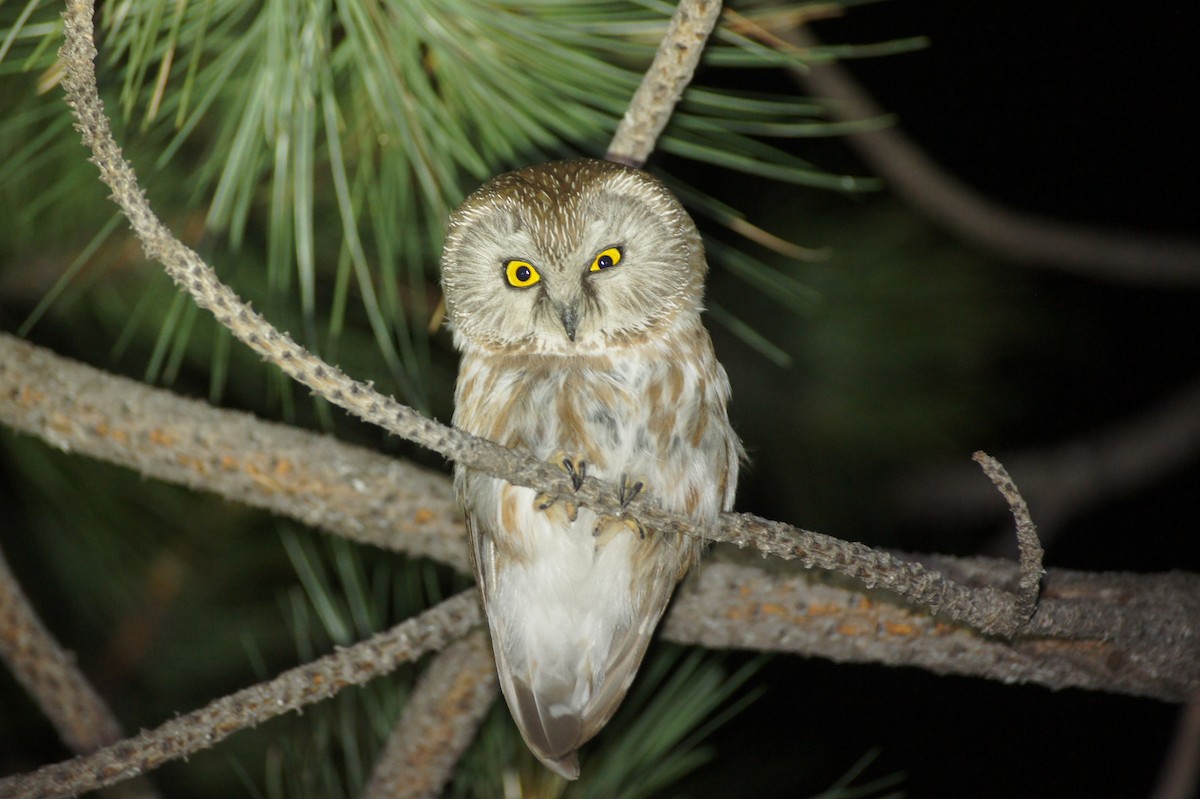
[362,629,497,799]
[605,0,723,167]
[971,451,1044,627]
[0,590,481,799]
[893,372,1200,553]
[784,24,1200,285]
[1,321,1027,645]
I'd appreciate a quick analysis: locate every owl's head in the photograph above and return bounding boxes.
[440,159,706,355]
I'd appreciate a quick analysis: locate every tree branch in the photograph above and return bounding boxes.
[892,371,1200,552]
[362,629,497,799]
[666,551,1199,704]
[0,332,468,572]
[0,544,123,753]
[0,590,481,799]
[606,0,723,168]
[4,333,1197,701]
[782,24,1200,286]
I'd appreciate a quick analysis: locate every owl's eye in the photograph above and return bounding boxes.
[589,247,622,273]
[505,260,540,288]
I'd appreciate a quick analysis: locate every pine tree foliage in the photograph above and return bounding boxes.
[1,0,917,404]
[0,1,921,795]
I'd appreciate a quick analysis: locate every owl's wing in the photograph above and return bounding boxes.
[466,509,585,780]
[574,565,674,744]
[492,558,669,782]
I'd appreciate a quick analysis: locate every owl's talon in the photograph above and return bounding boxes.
[593,514,645,543]
[534,453,587,519]
[547,449,587,492]
[618,475,645,510]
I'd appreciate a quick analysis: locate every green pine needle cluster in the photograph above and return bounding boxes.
[0,0,921,411]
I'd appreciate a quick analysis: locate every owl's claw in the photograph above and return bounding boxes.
[594,475,647,542]
[534,492,579,523]
[532,450,586,522]
[555,451,587,492]
[618,475,645,510]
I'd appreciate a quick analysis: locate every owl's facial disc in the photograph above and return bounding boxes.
[441,159,706,354]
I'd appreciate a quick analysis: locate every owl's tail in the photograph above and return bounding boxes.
[507,673,583,780]
[490,604,659,782]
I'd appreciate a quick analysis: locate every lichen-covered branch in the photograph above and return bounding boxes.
[606,0,723,167]
[665,552,1200,704]
[971,451,1044,625]
[0,332,468,572]
[0,590,481,799]
[4,333,1198,701]
[363,629,497,799]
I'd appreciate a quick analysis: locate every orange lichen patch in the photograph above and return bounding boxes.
[273,458,293,476]
[882,621,919,637]
[310,673,325,686]
[16,386,47,406]
[738,584,754,597]
[240,460,303,495]
[836,622,869,637]
[220,455,239,470]
[148,428,177,446]
[856,597,874,610]
[805,602,844,617]
[412,508,436,525]
[93,422,110,436]
[757,602,789,617]
[724,604,752,622]
[175,453,210,475]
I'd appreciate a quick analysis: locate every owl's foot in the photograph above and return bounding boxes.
[594,474,646,544]
[533,450,587,523]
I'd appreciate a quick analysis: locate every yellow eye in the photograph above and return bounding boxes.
[505,260,540,288]
[589,247,622,272]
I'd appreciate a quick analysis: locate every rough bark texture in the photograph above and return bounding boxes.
[0,332,467,571]
[666,551,1200,703]
[0,591,481,799]
[606,0,724,167]
[363,630,498,799]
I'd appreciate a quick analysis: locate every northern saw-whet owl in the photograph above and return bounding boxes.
[441,159,741,779]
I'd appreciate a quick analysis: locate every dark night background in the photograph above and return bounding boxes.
[2,2,1198,797]
[676,3,1200,797]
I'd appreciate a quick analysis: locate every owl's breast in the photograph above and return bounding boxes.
[454,322,736,520]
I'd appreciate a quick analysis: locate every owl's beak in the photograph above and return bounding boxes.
[557,304,579,342]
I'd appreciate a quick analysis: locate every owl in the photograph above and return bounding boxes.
[441,159,741,779]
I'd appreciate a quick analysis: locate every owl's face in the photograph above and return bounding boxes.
[441,160,706,355]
